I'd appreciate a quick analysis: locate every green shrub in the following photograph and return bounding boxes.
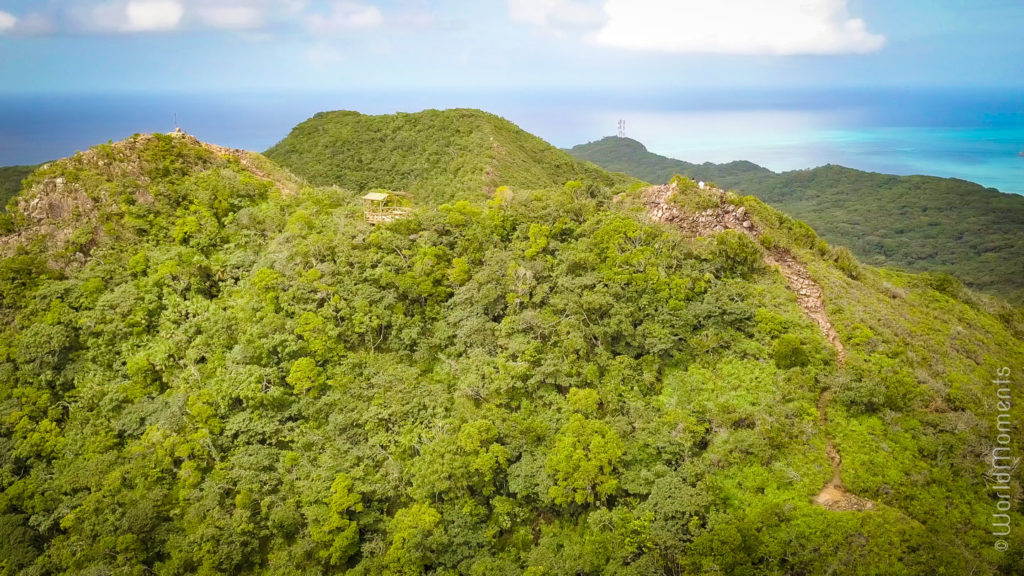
[567,387,600,415]
[788,219,820,249]
[708,230,764,277]
[287,357,324,394]
[840,353,926,413]
[758,230,780,250]
[833,246,860,279]
[772,335,810,369]
[546,415,624,506]
[922,271,966,299]
[0,212,14,235]
[670,174,721,213]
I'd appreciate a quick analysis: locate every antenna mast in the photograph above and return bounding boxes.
[617,119,626,138]
[171,113,185,136]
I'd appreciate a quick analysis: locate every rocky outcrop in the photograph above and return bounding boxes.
[0,174,102,262]
[1,133,304,262]
[643,183,755,236]
[20,176,97,223]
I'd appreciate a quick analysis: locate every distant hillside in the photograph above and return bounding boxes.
[0,164,38,211]
[570,136,1024,304]
[267,109,633,203]
[568,136,772,185]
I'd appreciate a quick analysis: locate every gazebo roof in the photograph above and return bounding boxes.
[362,192,390,202]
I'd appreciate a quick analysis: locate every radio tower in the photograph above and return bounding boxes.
[171,113,185,137]
[617,119,626,138]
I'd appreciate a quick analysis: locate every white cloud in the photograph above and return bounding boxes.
[508,0,605,31]
[190,1,312,30]
[594,0,886,55]
[194,4,265,30]
[0,10,17,33]
[12,13,56,35]
[0,1,430,37]
[8,1,311,35]
[82,0,184,32]
[307,1,383,35]
[123,0,184,32]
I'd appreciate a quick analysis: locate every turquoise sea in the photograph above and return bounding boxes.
[575,89,1024,195]
[1,88,1021,194]
[618,110,1024,195]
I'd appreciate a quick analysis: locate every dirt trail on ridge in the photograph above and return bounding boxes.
[642,183,873,512]
[171,131,302,195]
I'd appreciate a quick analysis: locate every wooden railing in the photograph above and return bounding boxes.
[365,206,413,224]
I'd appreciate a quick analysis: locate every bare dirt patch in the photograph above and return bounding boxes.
[813,392,876,511]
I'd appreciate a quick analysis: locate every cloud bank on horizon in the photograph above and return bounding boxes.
[509,0,886,54]
[0,0,885,55]
[1,0,1020,94]
[596,0,886,54]
[0,1,378,36]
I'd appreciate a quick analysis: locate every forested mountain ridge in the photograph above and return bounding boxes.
[266,109,633,204]
[568,136,1024,304]
[1,114,1022,575]
[0,132,302,262]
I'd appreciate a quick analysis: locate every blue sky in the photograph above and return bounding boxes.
[0,0,1022,94]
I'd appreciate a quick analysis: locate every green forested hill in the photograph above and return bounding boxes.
[569,137,1024,304]
[266,109,632,204]
[568,136,773,186]
[1,119,1022,575]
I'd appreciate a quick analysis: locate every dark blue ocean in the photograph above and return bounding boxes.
[1,88,1022,194]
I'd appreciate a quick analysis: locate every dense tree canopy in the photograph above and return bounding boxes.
[0,118,1022,575]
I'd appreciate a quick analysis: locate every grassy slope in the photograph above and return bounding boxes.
[569,137,1024,304]
[266,109,633,204]
[0,124,1021,575]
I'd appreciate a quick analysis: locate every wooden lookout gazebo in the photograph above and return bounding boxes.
[361,191,412,224]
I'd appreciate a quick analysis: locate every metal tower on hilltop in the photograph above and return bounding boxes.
[170,113,186,137]
[617,119,626,138]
